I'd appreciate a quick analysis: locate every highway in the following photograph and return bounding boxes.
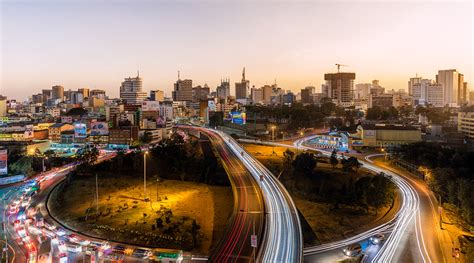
[197,128,265,262]
[183,126,303,263]
[292,135,448,262]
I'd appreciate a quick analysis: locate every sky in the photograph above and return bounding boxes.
[1,0,473,100]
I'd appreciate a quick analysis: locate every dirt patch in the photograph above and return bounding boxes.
[48,175,233,254]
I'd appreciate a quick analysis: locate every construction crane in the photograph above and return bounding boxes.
[335,63,349,73]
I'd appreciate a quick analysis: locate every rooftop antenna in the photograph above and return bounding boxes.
[242,67,246,81]
[178,70,180,80]
[137,70,140,77]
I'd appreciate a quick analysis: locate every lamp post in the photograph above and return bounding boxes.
[271,126,276,154]
[298,131,304,154]
[42,156,48,172]
[144,151,149,201]
[381,148,387,161]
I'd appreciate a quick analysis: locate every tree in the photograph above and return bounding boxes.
[10,156,33,176]
[368,173,395,215]
[342,157,361,172]
[366,106,383,120]
[292,152,316,177]
[330,149,338,168]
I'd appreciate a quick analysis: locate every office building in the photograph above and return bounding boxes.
[357,124,422,148]
[172,78,193,102]
[0,99,6,117]
[355,83,371,99]
[370,80,385,96]
[436,69,463,106]
[235,68,249,100]
[78,88,90,99]
[301,86,314,104]
[150,90,164,102]
[458,110,474,139]
[324,72,356,107]
[411,79,444,107]
[408,76,422,96]
[250,86,263,104]
[90,89,106,99]
[216,79,231,99]
[120,73,147,105]
[42,89,52,104]
[52,85,64,101]
[31,94,43,104]
[192,84,210,102]
[262,85,273,104]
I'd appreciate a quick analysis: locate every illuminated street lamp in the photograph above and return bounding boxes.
[144,151,149,201]
[381,148,387,161]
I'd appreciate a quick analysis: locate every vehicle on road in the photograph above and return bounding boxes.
[9,205,19,215]
[58,252,68,263]
[369,233,385,245]
[343,243,362,257]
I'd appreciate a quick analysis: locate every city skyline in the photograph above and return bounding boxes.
[1,1,473,100]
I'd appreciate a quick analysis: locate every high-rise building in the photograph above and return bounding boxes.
[458,110,474,139]
[262,85,273,104]
[78,88,90,99]
[301,86,314,104]
[408,76,422,96]
[71,92,84,104]
[216,79,230,99]
[42,89,52,104]
[150,90,164,102]
[90,89,106,99]
[172,77,193,102]
[51,85,64,101]
[370,80,385,96]
[120,73,147,105]
[324,72,356,107]
[235,68,249,100]
[31,94,43,104]
[0,98,6,117]
[411,79,444,107]
[250,86,263,104]
[436,69,462,106]
[355,83,371,99]
[192,84,210,102]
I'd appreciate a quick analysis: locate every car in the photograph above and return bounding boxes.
[13,199,21,206]
[67,233,79,243]
[58,241,68,253]
[21,197,31,207]
[13,220,21,228]
[369,233,385,245]
[9,205,19,215]
[132,248,149,259]
[343,243,362,257]
[55,228,66,236]
[58,252,68,263]
[44,222,56,231]
[66,243,82,253]
[17,226,27,238]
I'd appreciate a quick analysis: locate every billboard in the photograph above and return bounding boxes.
[24,125,34,138]
[0,149,7,175]
[142,101,160,111]
[156,116,166,128]
[230,112,246,125]
[208,101,217,112]
[90,122,109,136]
[74,123,87,138]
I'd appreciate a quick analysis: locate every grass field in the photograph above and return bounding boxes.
[243,143,397,244]
[49,175,233,254]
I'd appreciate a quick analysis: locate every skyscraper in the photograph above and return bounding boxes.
[51,85,64,101]
[150,90,164,102]
[436,69,462,106]
[235,68,249,100]
[408,76,422,96]
[262,85,273,104]
[216,78,230,100]
[411,79,444,107]
[250,86,263,104]
[120,72,147,105]
[172,77,193,102]
[78,88,90,99]
[42,89,52,104]
[324,72,356,107]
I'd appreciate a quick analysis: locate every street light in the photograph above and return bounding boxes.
[271,126,276,154]
[144,151,149,201]
[381,148,387,161]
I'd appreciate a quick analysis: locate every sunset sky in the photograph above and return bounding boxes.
[1,0,472,100]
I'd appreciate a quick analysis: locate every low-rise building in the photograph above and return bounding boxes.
[48,123,74,142]
[458,110,474,139]
[356,124,421,148]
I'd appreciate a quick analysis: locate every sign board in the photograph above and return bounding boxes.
[208,100,217,112]
[156,116,166,128]
[230,111,246,125]
[74,123,87,138]
[0,149,7,175]
[142,101,160,111]
[251,234,257,248]
[90,121,109,136]
[24,125,34,138]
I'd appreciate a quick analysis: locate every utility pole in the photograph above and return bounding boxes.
[144,151,148,201]
[271,126,276,154]
[95,173,99,215]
